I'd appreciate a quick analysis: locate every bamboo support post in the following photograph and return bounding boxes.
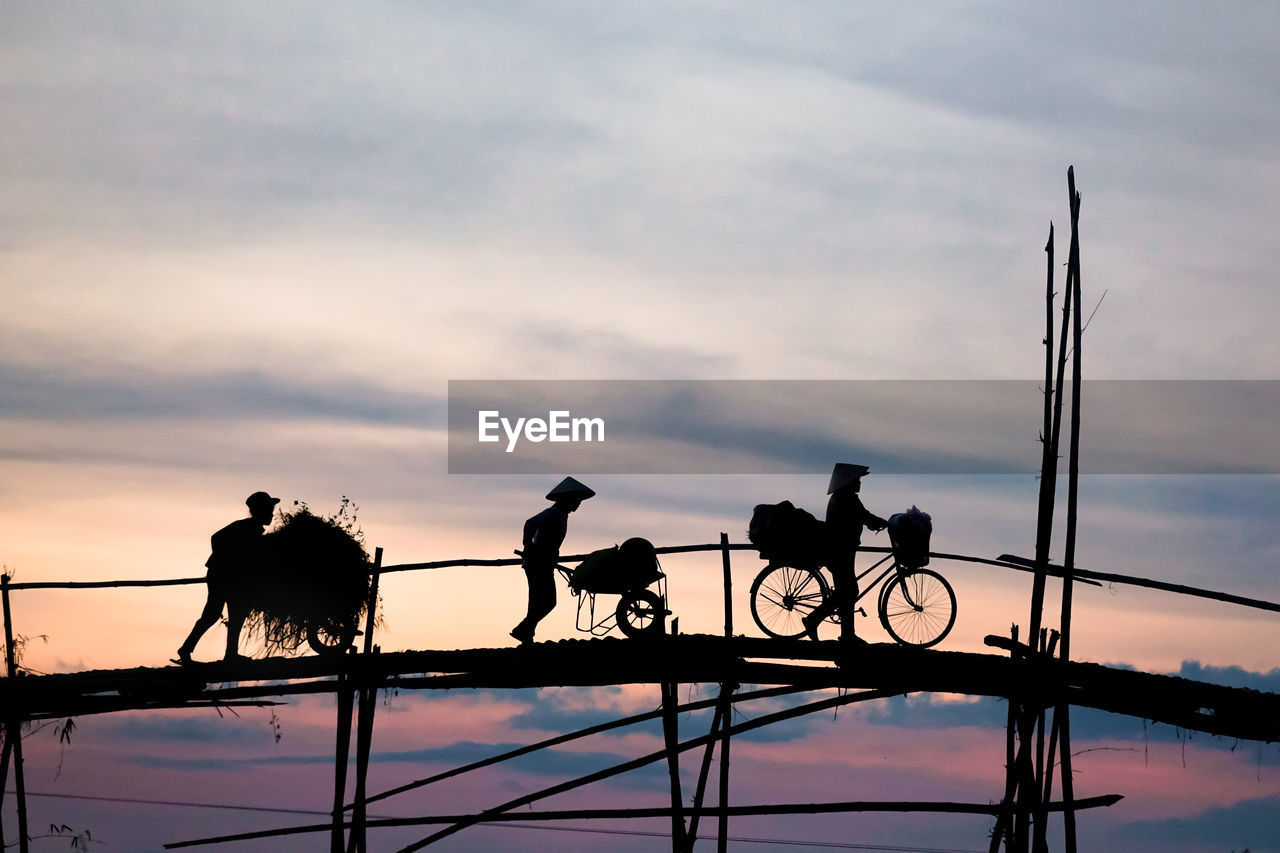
[1028,222,1056,641]
[716,682,734,853]
[332,676,355,853]
[1059,165,1084,852]
[661,681,687,851]
[348,547,383,853]
[720,533,733,638]
[2,574,30,853]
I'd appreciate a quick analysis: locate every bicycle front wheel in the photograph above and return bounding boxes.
[877,568,956,648]
[750,565,830,640]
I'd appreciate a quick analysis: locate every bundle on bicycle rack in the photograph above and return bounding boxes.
[571,537,663,595]
[748,501,830,569]
[247,505,374,656]
[886,506,932,568]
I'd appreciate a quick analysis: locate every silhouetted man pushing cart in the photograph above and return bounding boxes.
[510,477,595,644]
[175,491,279,664]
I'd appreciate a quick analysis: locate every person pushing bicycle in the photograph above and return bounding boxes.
[802,463,886,644]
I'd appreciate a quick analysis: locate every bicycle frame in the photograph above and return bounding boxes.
[852,553,899,606]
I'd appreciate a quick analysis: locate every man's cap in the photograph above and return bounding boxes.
[828,463,870,494]
[246,491,281,511]
[546,477,596,501]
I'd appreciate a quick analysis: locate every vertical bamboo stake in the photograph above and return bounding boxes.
[2,575,15,679]
[989,625,1019,853]
[716,682,733,853]
[332,676,355,853]
[0,733,9,846]
[661,682,686,851]
[1028,223,1056,641]
[1059,166,1084,851]
[348,547,383,853]
[720,533,733,638]
[2,574,30,853]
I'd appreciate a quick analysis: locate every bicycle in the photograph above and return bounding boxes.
[748,538,956,647]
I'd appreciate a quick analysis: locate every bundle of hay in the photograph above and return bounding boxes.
[245,500,374,656]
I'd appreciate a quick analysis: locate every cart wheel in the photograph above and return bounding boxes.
[307,614,358,656]
[616,590,666,638]
[749,564,830,640]
[877,568,956,648]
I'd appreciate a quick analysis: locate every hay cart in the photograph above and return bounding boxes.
[251,508,374,658]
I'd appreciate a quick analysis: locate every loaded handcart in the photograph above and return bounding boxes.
[560,538,671,637]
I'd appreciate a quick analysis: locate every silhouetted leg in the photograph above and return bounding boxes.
[830,556,859,642]
[512,565,556,642]
[224,597,251,661]
[177,586,225,662]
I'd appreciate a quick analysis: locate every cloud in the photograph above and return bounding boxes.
[1114,795,1280,852]
[94,714,273,747]
[0,361,443,426]
[122,740,672,791]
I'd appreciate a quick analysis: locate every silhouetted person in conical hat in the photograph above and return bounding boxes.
[174,491,279,664]
[510,477,595,644]
[803,464,885,644]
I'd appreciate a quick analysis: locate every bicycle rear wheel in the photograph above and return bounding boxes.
[877,568,956,648]
[750,565,830,640]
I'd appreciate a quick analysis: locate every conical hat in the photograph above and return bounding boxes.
[546,476,596,501]
[827,463,870,494]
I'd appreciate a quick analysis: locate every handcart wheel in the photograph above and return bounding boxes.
[877,568,956,648]
[307,614,358,656]
[616,589,666,638]
[749,564,830,640]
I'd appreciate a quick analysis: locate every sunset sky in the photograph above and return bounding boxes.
[3,2,1280,851]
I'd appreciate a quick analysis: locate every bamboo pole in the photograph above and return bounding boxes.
[683,700,724,851]
[349,683,811,811]
[391,688,906,853]
[166,795,1126,850]
[170,688,907,851]
[720,533,733,638]
[331,677,355,853]
[661,681,687,851]
[1029,222,1056,641]
[0,729,10,847]
[348,547,383,853]
[9,549,1278,618]
[716,682,735,853]
[167,794,1125,850]
[2,574,30,853]
[1059,165,1084,852]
